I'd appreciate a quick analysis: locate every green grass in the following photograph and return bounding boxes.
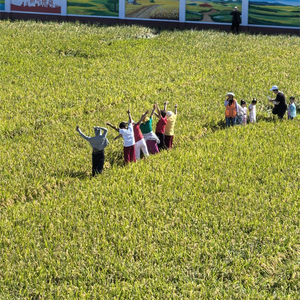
[0,21,299,299]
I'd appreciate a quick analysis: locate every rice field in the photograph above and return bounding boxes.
[0,21,299,299]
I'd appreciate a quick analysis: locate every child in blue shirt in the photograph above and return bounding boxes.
[287,97,296,120]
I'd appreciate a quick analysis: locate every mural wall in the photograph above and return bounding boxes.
[11,0,62,13]
[126,0,179,20]
[185,1,242,22]
[249,0,300,27]
[67,0,119,16]
[1,0,299,28]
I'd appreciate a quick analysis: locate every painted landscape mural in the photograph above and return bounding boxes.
[11,0,62,13]
[126,0,179,20]
[0,0,4,10]
[249,0,300,27]
[67,0,119,16]
[186,0,242,22]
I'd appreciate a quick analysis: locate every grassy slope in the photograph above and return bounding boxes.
[0,21,299,299]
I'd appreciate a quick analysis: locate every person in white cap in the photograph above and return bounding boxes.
[268,86,287,119]
[76,125,109,176]
[230,6,241,34]
[224,92,237,127]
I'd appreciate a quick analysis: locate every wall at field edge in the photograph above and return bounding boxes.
[0,12,299,36]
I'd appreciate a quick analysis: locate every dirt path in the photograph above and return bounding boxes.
[202,9,218,22]
[127,4,161,19]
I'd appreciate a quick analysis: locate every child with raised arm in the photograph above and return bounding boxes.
[249,98,257,124]
[115,110,150,160]
[154,101,168,151]
[164,104,178,149]
[106,110,136,163]
[140,104,160,155]
[287,97,296,120]
[76,125,109,176]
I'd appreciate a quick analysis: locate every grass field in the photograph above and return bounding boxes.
[249,5,300,27]
[0,21,299,299]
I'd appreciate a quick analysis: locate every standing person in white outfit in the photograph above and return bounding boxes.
[133,111,150,160]
[236,100,247,125]
[249,98,257,123]
[241,100,248,125]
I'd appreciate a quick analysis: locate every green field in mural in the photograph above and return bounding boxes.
[249,4,300,27]
[0,0,5,10]
[67,0,119,16]
[186,1,242,22]
[126,0,179,20]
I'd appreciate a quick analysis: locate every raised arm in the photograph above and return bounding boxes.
[106,122,119,133]
[164,101,169,111]
[127,110,133,124]
[150,104,156,119]
[156,103,162,119]
[174,104,178,115]
[137,110,149,125]
[99,127,108,138]
[76,126,91,141]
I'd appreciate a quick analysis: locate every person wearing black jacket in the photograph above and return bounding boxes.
[268,85,287,119]
[230,7,241,34]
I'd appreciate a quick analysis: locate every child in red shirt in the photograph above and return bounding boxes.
[154,102,168,151]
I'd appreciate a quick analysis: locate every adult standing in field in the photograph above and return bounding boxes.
[164,104,178,149]
[140,104,160,155]
[230,6,241,34]
[107,110,136,163]
[76,125,109,176]
[224,92,237,127]
[268,85,287,119]
[154,101,168,151]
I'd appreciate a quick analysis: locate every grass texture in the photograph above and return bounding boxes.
[0,21,299,299]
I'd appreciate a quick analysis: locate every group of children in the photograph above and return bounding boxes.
[224,87,297,127]
[225,92,257,126]
[76,102,178,176]
[76,86,297,176]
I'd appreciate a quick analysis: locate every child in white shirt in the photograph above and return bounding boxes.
[236,100,247,125]
[107,110,136,163]
[249,98,257,123]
